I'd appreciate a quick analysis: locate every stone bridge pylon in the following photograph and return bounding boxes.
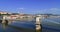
[1,16,12,24]
[36,15,43,30]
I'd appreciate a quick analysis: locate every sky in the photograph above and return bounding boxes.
[0,0,60,14]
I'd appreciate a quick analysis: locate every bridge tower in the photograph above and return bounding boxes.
[2,16,6,24]
[2,16,12,24]
[36,15,43,30]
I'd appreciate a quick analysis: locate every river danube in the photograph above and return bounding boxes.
[42,17,60,32]
[0,20,35,32]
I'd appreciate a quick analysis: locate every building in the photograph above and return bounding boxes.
[0,12,8,14]
[0,12,12,14]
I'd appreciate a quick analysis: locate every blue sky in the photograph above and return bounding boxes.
[0,0,60,14]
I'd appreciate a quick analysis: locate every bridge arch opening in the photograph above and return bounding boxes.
[5,20,8,25]
[0,20,2,23]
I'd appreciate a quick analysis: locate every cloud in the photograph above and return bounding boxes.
[50,8,60,10]
[16,8,25,13]
[16,8,60,14]
[44,8,60,14]
[34,8,60,14]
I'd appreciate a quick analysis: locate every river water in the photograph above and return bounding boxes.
[1,17,60,32]
[0,20,35,32]
[42,17,60,32]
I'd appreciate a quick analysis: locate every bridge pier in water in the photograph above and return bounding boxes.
[36,15,43,31]
[1,16,12,24]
